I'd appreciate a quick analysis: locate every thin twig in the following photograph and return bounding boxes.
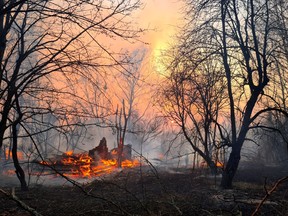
[251,176,288,216]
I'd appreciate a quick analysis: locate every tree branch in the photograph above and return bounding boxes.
[251,176,288,216]
[0,188,43,216]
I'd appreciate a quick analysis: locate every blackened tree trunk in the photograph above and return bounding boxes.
[169,0,287,188]
[219,0,270,188]
[115,99,132,168]
[221,89,262,188]
[12,123,28,191]
[220,147,241,188]
[117,138,124,168]
[207,160,218,175]
[221,134,247,188]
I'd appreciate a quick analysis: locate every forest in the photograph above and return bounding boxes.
[0,0,288,215]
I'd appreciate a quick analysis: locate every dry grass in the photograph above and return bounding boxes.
[0,165,288,216]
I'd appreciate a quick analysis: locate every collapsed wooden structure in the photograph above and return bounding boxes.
[36,137,136,177]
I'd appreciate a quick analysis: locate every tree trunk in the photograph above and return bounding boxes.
[220,148,241,189]
[12,123,28,191]
[207,159,218,175]
[117,138,123,168]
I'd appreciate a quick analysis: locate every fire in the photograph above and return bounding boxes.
[65,150,74,156]
[5,149,24,160]
[121,159,140,168]
[62,157,75,165]
[216,161,224,168]
[200,160,224,168]
[37,151,140,178]
[111,149,117,156]
[101,159,117,166]
[40,160,56,165]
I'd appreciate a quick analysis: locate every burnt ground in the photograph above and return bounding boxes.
[0,164,288,216]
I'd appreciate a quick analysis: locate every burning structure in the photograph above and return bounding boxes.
[35,137,139,178]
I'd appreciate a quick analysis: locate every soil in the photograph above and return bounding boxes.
[1,163,288,216]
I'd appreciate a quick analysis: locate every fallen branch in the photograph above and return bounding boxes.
[251,175,288,216]
[0,188,43,216]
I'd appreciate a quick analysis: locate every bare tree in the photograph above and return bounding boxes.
[113,49,146,167]
[178,0,288,188]
[254,112,288,164]
[159,52,228,174]
[0,0,143,188]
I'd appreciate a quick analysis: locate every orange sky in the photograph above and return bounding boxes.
[104,0,184,114]
[44,0,184,119]
[134,0,184,72]
[130,2,181,89]
[139,0,183,43]
[118,0,184,115]
[139,0,181,54]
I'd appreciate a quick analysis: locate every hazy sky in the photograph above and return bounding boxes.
[136,0,184,74]
[95,0,184,115]
[140,0,183,48]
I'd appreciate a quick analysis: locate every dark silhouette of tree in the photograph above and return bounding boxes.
[168,0,288,188]
[0,0,143,189]
[159,52,228,174]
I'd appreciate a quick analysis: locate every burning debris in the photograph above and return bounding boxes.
[36,137,139,178]
[88,137,109,160]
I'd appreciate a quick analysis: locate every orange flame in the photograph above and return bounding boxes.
[216,161,224,168]
[36,151,140,178]
[121,159,140,168]
[5,149,24,160]
[111,149,117,155]
[101,159,117,166]
[65,150,74,156]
